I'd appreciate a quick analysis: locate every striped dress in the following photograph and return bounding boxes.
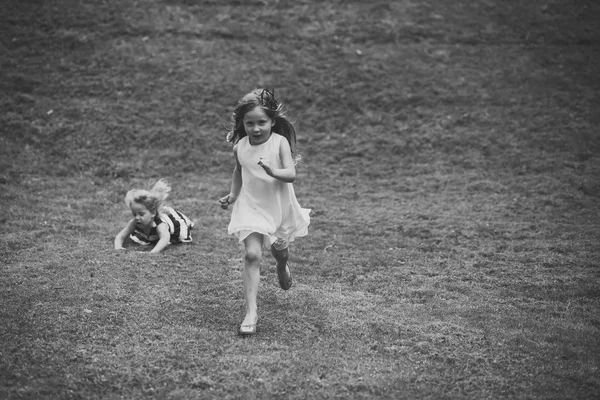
[130,206,194,245]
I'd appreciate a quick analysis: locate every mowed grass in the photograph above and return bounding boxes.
[1,0,599,398]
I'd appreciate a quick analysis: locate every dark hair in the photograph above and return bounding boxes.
[227,88,299,160]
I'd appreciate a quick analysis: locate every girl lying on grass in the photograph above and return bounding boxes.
[114,179,194,253]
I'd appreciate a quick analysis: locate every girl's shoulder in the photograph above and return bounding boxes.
[155,208,177,232]
[269,132,285,147]
[272,133,290,150]
[235,136,249,151]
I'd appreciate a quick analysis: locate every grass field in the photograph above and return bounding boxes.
[1,0,599,398]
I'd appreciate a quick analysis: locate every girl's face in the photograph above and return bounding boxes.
[130,202,155,228]
[243,106,274,146]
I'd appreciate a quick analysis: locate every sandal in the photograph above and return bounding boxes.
[239,315,258,336]
[239,323,257,336]
[277,263,293,291]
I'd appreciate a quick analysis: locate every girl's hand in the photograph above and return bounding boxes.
[258,157,273,176]
[219,194,236,210]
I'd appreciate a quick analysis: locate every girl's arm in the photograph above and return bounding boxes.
[150,223,171,253]
[258,138,296,183]
[220,144,242,208]
[114,219,137,249]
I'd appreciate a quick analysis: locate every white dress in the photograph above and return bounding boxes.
[228,133,310,247]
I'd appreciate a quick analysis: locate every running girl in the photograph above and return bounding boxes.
[220,88,310,335]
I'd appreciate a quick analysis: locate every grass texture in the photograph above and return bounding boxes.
[1,0,599,398]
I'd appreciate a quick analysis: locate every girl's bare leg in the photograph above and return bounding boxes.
[241,233,263,327]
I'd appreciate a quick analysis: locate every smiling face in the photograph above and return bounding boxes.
[243,106,274,146]
[130,201,155,229]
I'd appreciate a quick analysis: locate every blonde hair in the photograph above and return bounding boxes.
[124,179,171,214]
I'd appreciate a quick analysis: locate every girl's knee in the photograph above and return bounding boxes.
[245,249,262,264]
[243,233,263,264]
